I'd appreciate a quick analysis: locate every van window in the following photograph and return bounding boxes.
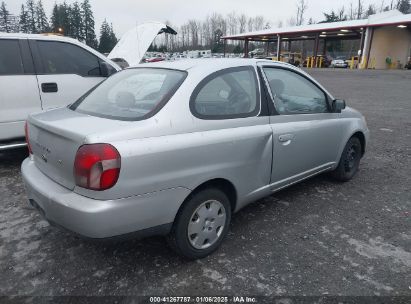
[190,66,259,119]
[70,68,187,121]
[0,39,24,75]
[37,41,103,77]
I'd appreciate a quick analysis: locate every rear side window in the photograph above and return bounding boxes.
[190,66,259,119]
[37,41,103,77]
[0,39,24,75]
[70,68,187,121]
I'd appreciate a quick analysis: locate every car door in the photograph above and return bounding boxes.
[189,66,273,208]
[0,38,41,141]
[258,64,346,189]
[30,39,111,110]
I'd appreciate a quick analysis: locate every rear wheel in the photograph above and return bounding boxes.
[167,188,231,259]
[331,137,362,182]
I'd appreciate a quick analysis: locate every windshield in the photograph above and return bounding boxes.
[70,68,187,121]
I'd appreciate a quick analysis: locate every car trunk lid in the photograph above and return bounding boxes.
[27,107,128,190]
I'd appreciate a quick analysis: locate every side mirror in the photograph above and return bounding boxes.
[333,99,346,113]
[100,61,116,77]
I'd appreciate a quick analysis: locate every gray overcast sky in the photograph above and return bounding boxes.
[7,0,378,37]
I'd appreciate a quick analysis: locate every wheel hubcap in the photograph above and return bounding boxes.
[187,200,226,250]
[344,145,359,172]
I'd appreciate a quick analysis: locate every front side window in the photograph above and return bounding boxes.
[70,68,187,121]
[263,68,329,115]
[0,39,24,75]
[37,41,102,77]
[191,66,259,119]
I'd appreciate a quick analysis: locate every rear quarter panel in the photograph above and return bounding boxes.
[75,66,274,211]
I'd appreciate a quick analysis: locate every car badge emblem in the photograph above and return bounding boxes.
[41,154,48,163]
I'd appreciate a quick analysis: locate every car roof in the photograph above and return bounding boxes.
[0,32,82,43]
[136,58,295,72]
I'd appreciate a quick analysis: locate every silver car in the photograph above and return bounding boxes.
[22,59,369,259]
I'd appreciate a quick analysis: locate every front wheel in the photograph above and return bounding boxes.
[167,188,231,259]
[331,137,362,182]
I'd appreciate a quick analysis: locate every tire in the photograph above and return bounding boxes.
[167,188,232,260]
[331,136,362,182]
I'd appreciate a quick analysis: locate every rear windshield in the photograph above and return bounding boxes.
[70,68,187,121]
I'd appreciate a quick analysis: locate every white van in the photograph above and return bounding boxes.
[0,33,120,150]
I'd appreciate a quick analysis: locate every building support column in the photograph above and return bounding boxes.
[266,41,270,56]
[364,27,374,69]
[288,40,292,52]
[313,33,320,67]
[276,34,281,61]
[223,40,226,58]
[359,29,366,68]
[360,27,373,69]
[323,39,327,56]
[244,39,249,58]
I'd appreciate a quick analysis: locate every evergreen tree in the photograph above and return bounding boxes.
[81,0,97,48]
[321,10,346,23]
[70,1,84,40]
[36,0,48,33]
[109,23,118,45]
[26,0,37,33]
[98,19,111,53]
[60,2,72,36]
[397,0,411,13]
[364,5,376,17]
[0,1,12,32]
[98,20,117,53]
[50,3,62,33]
[19,4,30,33]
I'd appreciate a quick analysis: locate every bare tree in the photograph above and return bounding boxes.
[357,0,364,19]
[227,11,237,36]
[287,16,297,26]
[238,14,247,33]
[188,19,199,48]
[338,6,347,20]
[296,0,308,25]
[253,15,265,31]
[247,17,253,32]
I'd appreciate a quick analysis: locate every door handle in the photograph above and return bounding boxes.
[278,134,295,143]
[41,82,58,93]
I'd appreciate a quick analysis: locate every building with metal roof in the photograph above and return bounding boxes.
[222,10,411,69]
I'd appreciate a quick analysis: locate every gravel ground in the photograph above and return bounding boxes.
[0,69,410,298]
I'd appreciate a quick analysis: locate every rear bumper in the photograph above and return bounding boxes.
[21,158,190,239]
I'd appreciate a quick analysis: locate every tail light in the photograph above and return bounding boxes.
[74,144,121,191]
[24,121,32,154]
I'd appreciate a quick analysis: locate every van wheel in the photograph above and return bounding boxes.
[167,188,231,260]
[331,137,362,182]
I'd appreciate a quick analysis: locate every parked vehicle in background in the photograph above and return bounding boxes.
[316,55,332,68]
[22,59,369,259]
[172,54,187,61]
[330,58,348,68]
[186,50,212,59]
[111,58,129,69]
[108,22,177,66]
[404,57,411,69]
[145,56,166,63]
[0,33,120,150]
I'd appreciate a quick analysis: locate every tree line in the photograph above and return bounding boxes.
[1,0,410,54]
[320,0,410,23]
[156,0,410,53]
[0,0,118,53]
